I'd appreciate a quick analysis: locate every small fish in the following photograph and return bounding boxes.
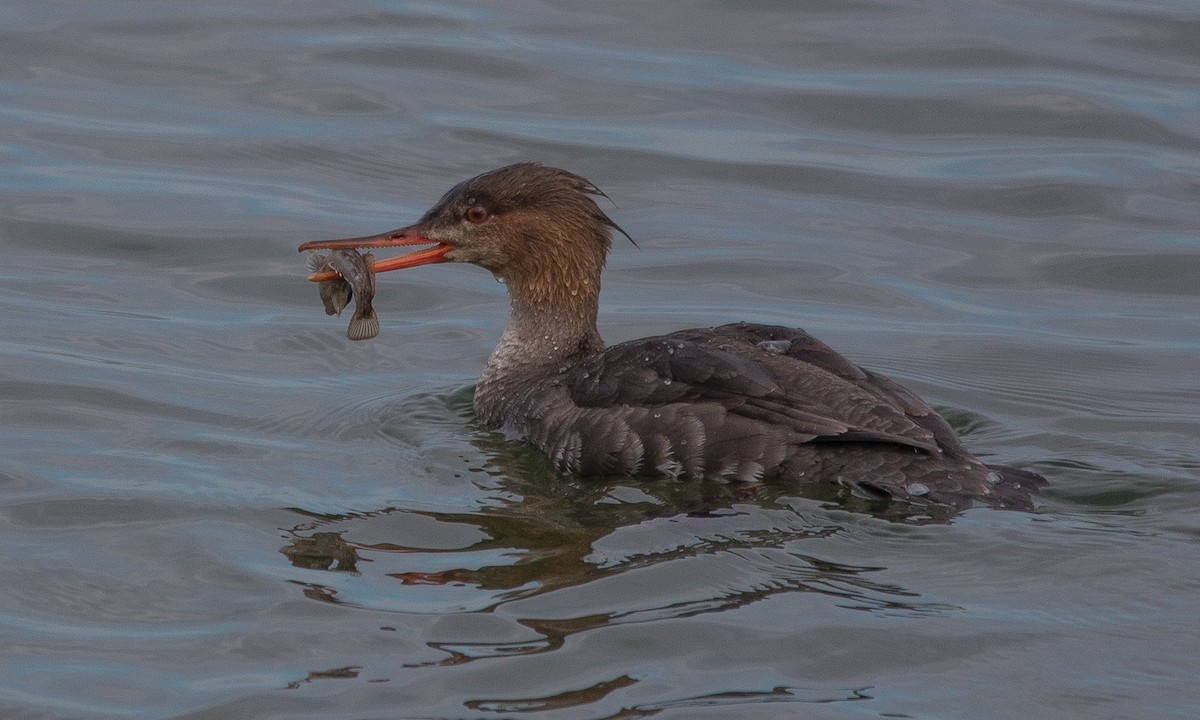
[308,253,352,316]
[308,249,380,340]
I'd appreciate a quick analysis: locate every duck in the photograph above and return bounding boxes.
[300,162,1045,510]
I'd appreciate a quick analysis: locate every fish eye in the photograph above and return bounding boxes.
[465,205,490,224]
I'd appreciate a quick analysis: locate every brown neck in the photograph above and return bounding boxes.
[474,258,605,427]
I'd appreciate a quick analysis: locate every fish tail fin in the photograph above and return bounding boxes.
[347,307,380,341]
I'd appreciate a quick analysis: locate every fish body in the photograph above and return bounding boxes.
[308,253,352,316]
[308,250,379,340]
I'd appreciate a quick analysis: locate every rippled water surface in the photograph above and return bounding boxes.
[2,1,1199,718]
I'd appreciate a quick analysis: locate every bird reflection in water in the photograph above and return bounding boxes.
[279,403,962,637]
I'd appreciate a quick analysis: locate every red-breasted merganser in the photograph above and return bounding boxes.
[300,163,1045,510]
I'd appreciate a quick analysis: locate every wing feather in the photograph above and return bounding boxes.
[564,323,939,452]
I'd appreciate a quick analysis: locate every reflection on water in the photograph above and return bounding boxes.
[277,393,967,689]
[3,0,1199,717]
[281,531,361,573]
[464,677,876,716]
[283,665,362,691]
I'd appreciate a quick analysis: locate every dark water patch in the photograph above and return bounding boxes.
[1036,251,1200,296]
[1,378,245,430]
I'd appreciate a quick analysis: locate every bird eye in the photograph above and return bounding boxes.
[465,205,490,224]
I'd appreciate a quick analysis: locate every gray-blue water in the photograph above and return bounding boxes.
[2,1,1198,718]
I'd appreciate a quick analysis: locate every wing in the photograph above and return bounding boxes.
[565,323,941,453]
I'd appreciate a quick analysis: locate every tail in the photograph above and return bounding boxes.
[347,306,380,341]
[789,444,1047,512]
[980,464,1047,511]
